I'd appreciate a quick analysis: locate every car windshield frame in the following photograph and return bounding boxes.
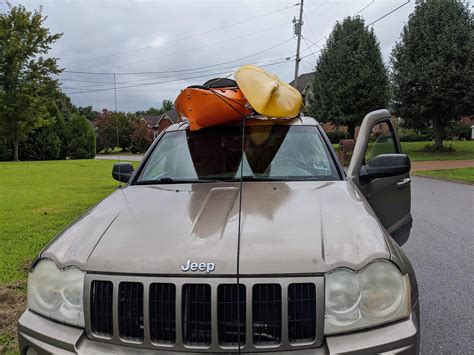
[132,123,343,185]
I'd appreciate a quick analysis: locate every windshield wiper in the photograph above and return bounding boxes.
[135,177,220,185]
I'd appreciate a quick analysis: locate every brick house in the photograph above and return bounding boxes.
[142,109,181,139]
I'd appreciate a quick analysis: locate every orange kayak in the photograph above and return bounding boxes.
[175,78,252,131]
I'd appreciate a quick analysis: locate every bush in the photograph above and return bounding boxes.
[446,122,471,140]
[398,127,431,142]
[130,119,153,153]
[20,126,63,160]
[66,114,96,159]
[95,110,134,152]
[325,130,348,144]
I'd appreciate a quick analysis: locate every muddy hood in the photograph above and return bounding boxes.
[42,181,390,275]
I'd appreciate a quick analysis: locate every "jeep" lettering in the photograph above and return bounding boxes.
[181,259,215,273]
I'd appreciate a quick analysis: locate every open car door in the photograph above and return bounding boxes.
[348,109,412,245]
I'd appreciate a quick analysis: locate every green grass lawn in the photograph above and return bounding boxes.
[332,140,474,162]
[0,159,136,354]
[401,140,474,161]
[414,167,474,184]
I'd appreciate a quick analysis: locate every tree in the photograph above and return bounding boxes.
[136,100,175,116]
[78,105,99,121]
[66,113,96,159]
[390,0,473,149]
[95,110,118,152]
[130,118,153,153]
[20,102,67,160]
[95,110,133,152]
[161,99,174,112]
[0,5,62,160]
[307,17,389,138]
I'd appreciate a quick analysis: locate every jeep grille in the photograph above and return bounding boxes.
[86,276,323,352]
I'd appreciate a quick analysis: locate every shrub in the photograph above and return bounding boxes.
[446,122,471,140]
[20,126,62,160]
[325,130,348,144]
[66,114,96,159]
[95,110,134,152]
[130,119,153,153]
[398,127,431,142]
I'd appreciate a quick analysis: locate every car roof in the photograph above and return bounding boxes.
[165,115,320,132]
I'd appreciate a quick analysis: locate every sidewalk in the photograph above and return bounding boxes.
[411,160,474,172]
[95,154,144,161]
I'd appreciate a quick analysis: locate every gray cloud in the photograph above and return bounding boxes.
[6,0,415,112]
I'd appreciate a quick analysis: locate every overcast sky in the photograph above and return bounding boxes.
[4,0,416,112]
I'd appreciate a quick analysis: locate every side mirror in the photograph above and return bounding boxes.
[112,162,134,183]
[360,154,410,184]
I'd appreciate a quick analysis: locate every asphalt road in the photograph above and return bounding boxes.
[402,176,474,354]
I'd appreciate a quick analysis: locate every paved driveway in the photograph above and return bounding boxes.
[402,176,474,354]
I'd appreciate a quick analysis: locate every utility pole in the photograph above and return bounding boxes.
[293,0,304,88]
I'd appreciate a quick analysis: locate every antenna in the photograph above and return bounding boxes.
[114,73,122,187]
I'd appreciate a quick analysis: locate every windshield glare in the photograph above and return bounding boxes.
[136,125,340,183]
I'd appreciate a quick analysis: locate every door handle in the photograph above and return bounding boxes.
[397,178,411,189]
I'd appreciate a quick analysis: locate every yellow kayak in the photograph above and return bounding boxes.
[234,64,302,118]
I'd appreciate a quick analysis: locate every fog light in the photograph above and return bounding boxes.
[26,347,38,355]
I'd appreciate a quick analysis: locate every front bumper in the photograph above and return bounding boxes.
[18,309,419,354]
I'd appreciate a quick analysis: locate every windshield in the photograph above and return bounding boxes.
[136,125,340,183]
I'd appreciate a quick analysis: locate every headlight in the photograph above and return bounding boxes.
[325,260,410,335]
[27,259,85,327]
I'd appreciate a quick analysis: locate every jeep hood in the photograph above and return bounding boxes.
[42,181,390,275]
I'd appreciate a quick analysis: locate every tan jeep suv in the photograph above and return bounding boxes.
[19,109,419,354]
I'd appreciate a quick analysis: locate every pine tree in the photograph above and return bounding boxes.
[308,17,389,138]
[391,0,473,149]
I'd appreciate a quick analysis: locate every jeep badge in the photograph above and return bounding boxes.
[181,259,215,273]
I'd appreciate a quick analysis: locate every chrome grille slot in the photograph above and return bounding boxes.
[118,282,144,341]
[149,283,176,344]
[252,284,282,345]
[182,284,212,346]
[90,280,113,337]
[288,283,316,343]
[217,284,246,346]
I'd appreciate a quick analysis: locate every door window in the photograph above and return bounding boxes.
[364,120,399,163]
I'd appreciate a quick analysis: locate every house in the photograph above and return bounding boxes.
[142,109,182,139]
[289,72,314,108]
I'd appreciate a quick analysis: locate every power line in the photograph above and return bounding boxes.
[302,36,318,62]
[63,59,290,95]
[60,37,293,76]
[301,0,409,57]
[60,57,292,90]
[355,0,376,16]
[61,4,297,67]
[305,0,329,16]
[81,23,291,71]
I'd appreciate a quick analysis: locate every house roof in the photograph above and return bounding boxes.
[163,109,180,124]
[289,72,314,93]
[142,110,181,128]
[142,115,162,127]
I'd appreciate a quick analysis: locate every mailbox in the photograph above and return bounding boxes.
[338,139,356,166]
